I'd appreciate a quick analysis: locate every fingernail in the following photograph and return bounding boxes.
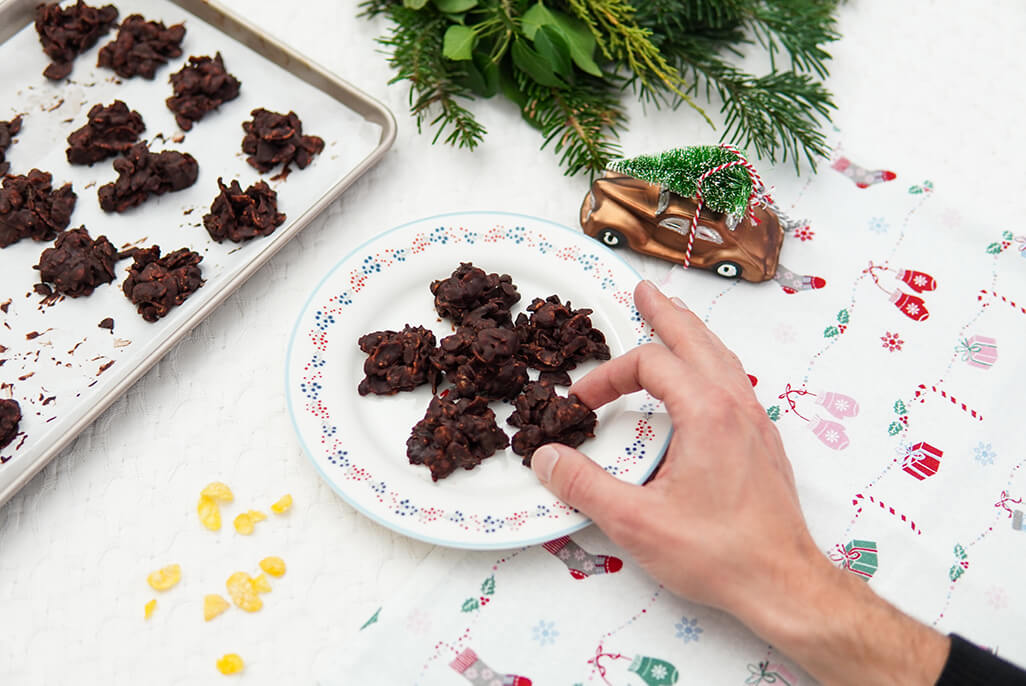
[669,296,688,311]
[532,445,560,483]
[639,279,658,294]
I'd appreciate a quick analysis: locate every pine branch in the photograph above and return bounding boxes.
[358,0,401,19]
[377,5,485,150]
[745,0,839,78]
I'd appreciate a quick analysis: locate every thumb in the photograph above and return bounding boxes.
[531,443,640,525]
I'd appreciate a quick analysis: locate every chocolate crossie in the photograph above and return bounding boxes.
[35,1,118,80]
[98,143,198,213]
[357,325,440,396]
[122,246,203,321]
[429,263,520,327]
[513,295,611,383]
[35,227,117,297]
[0,115,23,176]
[241,108,324,175]
[0,169,77,248]
[506,382,597,465]
[202,178,285,243]
[0,398,21,450]
[166,53,241,131]
[66,101,145,166]
[432,326,528,400]
[97,14,186,79]
[407,395,510,481]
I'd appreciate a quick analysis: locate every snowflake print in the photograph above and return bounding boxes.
[772,322,797,344]
[650,664,669,680]
[984,586,1009,610]
[531,620,559,646]
[406,608,431,635]
[573,548,587,561]
[868,217,889,234]
[881,331,904,352]
[832,398,851,413]
[824,429,841,444]
[558,548,570,560]
[974,442,996,466]
[675,616,703,643]
[904,301,920,316]
[793,226,815,241]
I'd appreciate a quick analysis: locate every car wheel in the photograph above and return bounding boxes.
[597,228,626,248]
[714,261,741,279]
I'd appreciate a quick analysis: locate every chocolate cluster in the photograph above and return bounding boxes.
[0,399,21,450]
[97,14,186,79]
[166,53,241,131]
[202,178,285,243]
[35,0,118,80]
[98,143,198,213]
[0,169,77,248]
[34,227,117,297]
[0,115,22,176]
[429,263,520,327]
[514,295,611,385]
[432,326,528,401]
[122,246,203,321]
[241,108,324,175]
[357,325,440,396]
[406,395,510,481]
[507,382,597,464]
[66,101,145,166]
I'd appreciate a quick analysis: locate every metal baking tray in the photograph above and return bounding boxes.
[0,0,396,505]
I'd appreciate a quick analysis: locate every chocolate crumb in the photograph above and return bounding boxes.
[0,299,9,313]
[0,169,77,248]
[167,53,241,131]
[202,178,285,243]
[42,396,56,406]
[98,143,198,213]
[33,283,53,297]
[406,395,509,481]
[122,245,203,321]
[98,317,114,330]
[35,227,118,297]
[66,101,145,165]
[46,98,65,112]
[35,1,118,80]
[0,115,22,176]
[18,372,35,381]
[0,398,20,450]
[97,14,185,79]
[97,360,114,374]
[506,382,597,464]
[241,108,324,175]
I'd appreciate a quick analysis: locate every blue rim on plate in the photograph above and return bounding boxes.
[285,211,672,550]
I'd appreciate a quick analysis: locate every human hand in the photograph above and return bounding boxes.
[530,280,948,686]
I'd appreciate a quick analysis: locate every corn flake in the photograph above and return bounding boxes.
[226,572,262,612]
[144,598,156,619]
[233,513,254,535]
[204,594,230,621]
[216,653,245,675]
[247,509,267,522]
[270,494,293,514]
[147,564,182,591]
[201,481,234,502]
[259,556,286,578]
[198,495,221,531]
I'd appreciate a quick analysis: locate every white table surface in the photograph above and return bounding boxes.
[1,1,1024,683]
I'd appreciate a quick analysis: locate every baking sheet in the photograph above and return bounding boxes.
[0,0,393,502]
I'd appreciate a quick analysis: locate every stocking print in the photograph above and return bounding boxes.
[773,263,826,294]
[450,648,532,686]
[542,536,623,580]
[831,156,897,188]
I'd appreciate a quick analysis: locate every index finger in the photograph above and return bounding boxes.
[570,342,693,412]
[634,280,717,362]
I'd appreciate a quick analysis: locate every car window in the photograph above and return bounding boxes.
[658,218,724,244]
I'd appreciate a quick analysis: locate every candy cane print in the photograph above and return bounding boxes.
[914,384,984,422]
[978,289,1026,316]
[852,493,922,535]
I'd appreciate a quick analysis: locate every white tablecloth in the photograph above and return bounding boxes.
[2,1,1024,683]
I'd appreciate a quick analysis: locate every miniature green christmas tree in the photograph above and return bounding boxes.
[607,146,755,216]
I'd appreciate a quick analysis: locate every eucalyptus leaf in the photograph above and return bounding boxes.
[534,25,572,82]
[433,0,477,11]
[443,24,477,61]
[402,0,429,8]
[511,38,563,88]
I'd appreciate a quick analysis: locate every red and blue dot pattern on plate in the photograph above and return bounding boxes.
[298,221,658,536]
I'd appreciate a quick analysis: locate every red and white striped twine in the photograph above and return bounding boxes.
[682,144,770,269]
[978,289,1026,316]
[914,384,983,422]
[852,493,922,535]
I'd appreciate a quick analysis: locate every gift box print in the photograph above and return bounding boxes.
[902,441,942,480]
[957,335,998,369]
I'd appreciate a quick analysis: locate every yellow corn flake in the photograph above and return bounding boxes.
[270,494,293,514]
[252,573,272,594]
[200,481,234,502]
[247,509,267,523]
[144,598,157,620]
[204,594,231,621]
[233,512,254,535]
[216,653,245,675]
[259,556,286,578]
[226,572,263,612]
[198,495,222,531]
[147,564,182,591]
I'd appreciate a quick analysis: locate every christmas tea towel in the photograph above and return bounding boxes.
[319,151,1026,684]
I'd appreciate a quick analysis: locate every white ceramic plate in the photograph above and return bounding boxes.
[286,212,672,549]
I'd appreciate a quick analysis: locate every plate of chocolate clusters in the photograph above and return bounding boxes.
[287,212,672,549]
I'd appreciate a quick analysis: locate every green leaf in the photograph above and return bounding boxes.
[836,309,849,324]
[520,2,554,39]
[461,597,479,612]
[512,38,563,88]
[461,51,499,97]
[443,24,476,61]
[403,0,429,8]
[521,3,602,77]
[534,25,573,82]
[986,242,1002,255]
[766,405,780,422]
[887,421,903,436]
[1002,230,1014,241]
[894,399,907,415]
[359,606,381,630]
[481,575,495,595]
[433,0,476,12]
[823,325,838,338]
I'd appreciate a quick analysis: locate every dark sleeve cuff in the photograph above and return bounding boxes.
[935,634,1026,685]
